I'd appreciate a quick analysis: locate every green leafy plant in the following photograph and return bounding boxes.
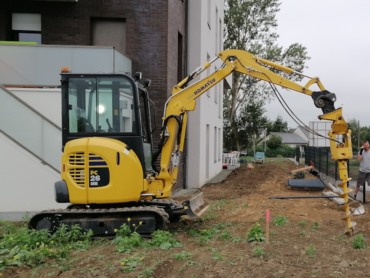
[253,247,265,257]
[273,216,288,226]
[299,221,307,227]
[300,231,307,236]
[305,245,316,258]
[218,231,232,240]
[138,267,154,278]
[212,253,224,261]
[178,261,201,272]
[247,223,265,242]
[352,234,366,249]
[311,222,321,230]
[173,251,193,261]
[119,255,145,272]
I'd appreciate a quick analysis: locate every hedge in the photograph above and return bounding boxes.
[248,145,296,158]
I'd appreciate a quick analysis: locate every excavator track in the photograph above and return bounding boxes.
[28,201,177,237]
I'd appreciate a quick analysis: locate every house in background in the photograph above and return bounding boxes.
[292,126,310,143]
[264,131,308,153]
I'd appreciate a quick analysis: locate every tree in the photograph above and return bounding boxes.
[266,134,282,149]
[224,94,268,151]
[347,119,368,152]
[266,115,288,133]
[223,0,310,151]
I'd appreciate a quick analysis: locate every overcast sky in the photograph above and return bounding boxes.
[264,0,370,129]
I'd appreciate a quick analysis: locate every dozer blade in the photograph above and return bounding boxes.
[182,192,210,219]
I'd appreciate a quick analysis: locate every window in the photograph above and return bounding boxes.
[215,7,218,54]
[219,19,223,52]
[207,0,211,29]
[214,66,218,103]
[218,128,221,161]
[207,53,211,97]
[214,126,217,162]
[12,13,41,44]
[178,32,183,82]
[218,85,222,118]
[68,76,135,134]
[92,18,126,54]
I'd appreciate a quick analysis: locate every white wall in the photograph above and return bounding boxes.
[186,0,225,188]
[0,132,66,217]
[9,88,61,127]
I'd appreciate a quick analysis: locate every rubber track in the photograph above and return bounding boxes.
[29,205,170,235]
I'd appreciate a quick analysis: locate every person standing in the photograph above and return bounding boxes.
[354,141,370,200]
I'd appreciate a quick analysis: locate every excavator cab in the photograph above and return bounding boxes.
[60,72,155,176]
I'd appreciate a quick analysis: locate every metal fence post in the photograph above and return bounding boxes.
[326,147,329,177]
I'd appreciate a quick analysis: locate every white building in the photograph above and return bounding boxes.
[186,0,230,188]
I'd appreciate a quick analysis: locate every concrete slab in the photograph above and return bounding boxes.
[206,170,233,184]
[172,189,199,198]
[323,191,345,205]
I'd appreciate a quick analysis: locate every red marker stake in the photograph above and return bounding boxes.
[266,210,270,244]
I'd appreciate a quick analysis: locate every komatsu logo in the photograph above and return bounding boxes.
[193,78,216,96]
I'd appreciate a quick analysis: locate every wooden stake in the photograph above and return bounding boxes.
[266,210,270,244]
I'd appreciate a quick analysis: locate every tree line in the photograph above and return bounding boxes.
[223,0,310,152]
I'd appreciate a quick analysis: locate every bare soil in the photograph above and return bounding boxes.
[4,160,370,278]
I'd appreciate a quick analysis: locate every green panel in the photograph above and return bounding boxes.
[0,41,37,45]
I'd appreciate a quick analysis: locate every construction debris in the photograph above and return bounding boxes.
[322,191,345,205]
[351,205,365,215]
[287,178,326,190]
[290,166,313,174]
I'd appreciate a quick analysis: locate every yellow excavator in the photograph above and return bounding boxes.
[29,49,354,236]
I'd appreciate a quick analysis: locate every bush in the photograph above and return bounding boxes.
[266,135,282,149]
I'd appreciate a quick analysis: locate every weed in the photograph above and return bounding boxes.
[311,270,319,274]
[305,245,316,258]
[243,204,249,208]
[232,237,244,243]
[246,223,265,242]
[300,231,307,236]
[270,230,278,236]
[253,247,265,257]
[311,222,321,230]
[119,255,145,272]
[352,234,366,249]
[229,206,239,210]
[212,253,224,261]
[190,274,197,278]
[207,247,218,252]
[178,261,201,272]
[218,231,232,240]
[227,260,236,266]
[259,217,266,221]
[281,239,288,242]
[200,206,217,220]
[273,216,288,226]
[333,270,343,275]
[173,251,193,261]
[336,234,344,241]
[138,267,154,278]
[299,221,307,227]
[93,254,104,259]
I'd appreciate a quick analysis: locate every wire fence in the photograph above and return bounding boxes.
[303,146,360,182]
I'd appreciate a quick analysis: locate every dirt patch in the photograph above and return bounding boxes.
[3,160,370,278]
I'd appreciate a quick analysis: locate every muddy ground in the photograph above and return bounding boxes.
[3,160,370,278]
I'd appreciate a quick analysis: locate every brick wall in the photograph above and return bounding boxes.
[0,0,187,192]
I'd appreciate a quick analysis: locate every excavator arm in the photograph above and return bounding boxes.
[156,49,354,233]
